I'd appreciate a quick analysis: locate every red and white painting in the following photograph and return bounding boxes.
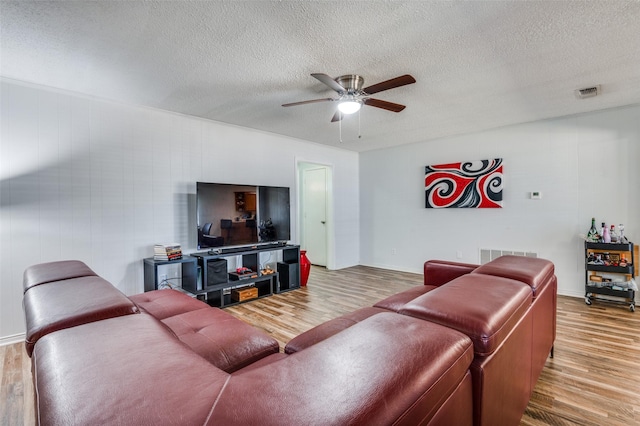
[425,159,503,208]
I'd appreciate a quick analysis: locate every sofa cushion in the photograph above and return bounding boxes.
[23,276,139,356]
[373,285,437,312]
[23,260,97,293]
[161,307,279,372]
[212,313,474,425]
[472,255,554,297]
[32,314,228,425]
[129,289,208,320]
[284,307,387,354]
[400,274,532,356]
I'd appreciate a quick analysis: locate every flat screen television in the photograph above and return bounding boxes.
[196,182,291,250]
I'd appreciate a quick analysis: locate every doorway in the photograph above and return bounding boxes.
[298,162,332,268]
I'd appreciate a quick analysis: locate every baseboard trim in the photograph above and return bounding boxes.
[357,262,421,275]
[0,333,25,347]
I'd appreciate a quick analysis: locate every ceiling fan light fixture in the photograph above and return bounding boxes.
[283,73,415,122]
[338,99,362,114]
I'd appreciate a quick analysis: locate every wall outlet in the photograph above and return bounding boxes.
[391,248,397,255]
[456,250,463,259]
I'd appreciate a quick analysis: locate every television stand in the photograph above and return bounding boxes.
[187,244,301,307]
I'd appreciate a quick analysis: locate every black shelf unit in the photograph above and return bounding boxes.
[584,241,635,312]
[190,273,277,308]
[143,257,198,293]
[187,244,301,308]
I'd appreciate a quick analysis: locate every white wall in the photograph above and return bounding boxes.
[0,79,360,342]
[360,104,640,299]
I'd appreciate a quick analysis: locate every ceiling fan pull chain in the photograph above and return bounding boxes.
[339,114,343,143]
[358,109,362,139]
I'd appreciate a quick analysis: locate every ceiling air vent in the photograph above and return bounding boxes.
[575,85,600,99]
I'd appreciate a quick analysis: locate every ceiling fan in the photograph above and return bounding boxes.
[282,73,416,122]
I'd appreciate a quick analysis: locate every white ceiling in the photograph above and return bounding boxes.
[2,1,640,152]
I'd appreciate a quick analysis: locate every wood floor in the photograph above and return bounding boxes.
[2,265,639,425]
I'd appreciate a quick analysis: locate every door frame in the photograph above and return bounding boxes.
[296,160,334,270]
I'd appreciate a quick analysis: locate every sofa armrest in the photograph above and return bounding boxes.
[23,276,139,356]
[424,260,479,287]
[23,260,97,293]
[471,255,554,297]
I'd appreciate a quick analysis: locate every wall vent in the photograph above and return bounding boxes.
[575,85,600,99]
[479,248,537,265]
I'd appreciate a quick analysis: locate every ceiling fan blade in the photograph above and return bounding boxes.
[330,111,343,122]
[282,98,334,107]
[363,98,406,112]
[311,73,346,93]
[362,74,416,95]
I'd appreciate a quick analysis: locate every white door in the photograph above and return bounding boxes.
[303,167,327,266]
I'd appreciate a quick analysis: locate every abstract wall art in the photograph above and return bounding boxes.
[425,159,503,208]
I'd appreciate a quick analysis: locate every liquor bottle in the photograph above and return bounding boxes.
[609,225,619,243]
[586,218,599,242]
[600,222,606,242]
[602,224,611,243]
[619,224,628,244]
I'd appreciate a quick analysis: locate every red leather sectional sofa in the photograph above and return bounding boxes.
[22,255,556,425]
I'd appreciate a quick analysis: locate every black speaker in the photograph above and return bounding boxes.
[277,262,299,292]
[207,258,228,287]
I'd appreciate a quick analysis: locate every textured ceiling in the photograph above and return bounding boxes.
[2,1,640,152]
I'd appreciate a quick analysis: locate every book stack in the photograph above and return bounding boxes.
[154,243,182,261]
